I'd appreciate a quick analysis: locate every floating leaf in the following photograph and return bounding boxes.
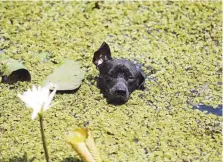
[0,54,31,84]
[43,60,85,90]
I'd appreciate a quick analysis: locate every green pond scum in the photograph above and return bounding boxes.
[0,1,222,162]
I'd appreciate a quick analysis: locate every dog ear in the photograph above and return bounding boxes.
[93,42,112,67]
[138,70,146,90]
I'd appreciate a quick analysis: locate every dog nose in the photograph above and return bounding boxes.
[115,89,126,96]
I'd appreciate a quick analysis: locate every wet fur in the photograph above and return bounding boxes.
[93,42,146,104]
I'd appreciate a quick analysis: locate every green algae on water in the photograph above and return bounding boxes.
[0,1,222,162]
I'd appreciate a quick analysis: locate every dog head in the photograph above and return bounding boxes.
[93,42,146,104]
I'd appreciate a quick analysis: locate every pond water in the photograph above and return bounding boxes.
[193,103,222,116]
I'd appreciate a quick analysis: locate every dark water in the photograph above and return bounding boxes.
[193,104,222,116]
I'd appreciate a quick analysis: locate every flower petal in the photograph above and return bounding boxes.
[37,85,41,92]
[32,85,37,92]
[43,86,57,111]
[31,109,39,120]
[19,92,40,110]
[18,85,57,119]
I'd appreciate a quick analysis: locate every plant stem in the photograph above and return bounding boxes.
[39,114,50,162]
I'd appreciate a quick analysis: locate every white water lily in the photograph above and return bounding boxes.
[18,85,57,120]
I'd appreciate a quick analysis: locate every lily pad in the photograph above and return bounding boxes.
[43,60,85,90]
[0,54,31,84]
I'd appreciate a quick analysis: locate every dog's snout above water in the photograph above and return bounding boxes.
[115,89,127,96]
[111,85,129,103]
[112,81,128,95]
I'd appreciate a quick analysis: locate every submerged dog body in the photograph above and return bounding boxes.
[93,42,146,104]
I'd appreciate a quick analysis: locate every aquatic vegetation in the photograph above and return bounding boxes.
[43,60,85,91]
[66,128,101,162]
[18,85,57,119]
[18,84,57,162]
[0,1,222,161]
[0,54,31,83]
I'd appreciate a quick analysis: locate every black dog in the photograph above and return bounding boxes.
[93,42,146,104]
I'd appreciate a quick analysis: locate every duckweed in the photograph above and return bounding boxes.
[0,1,222,162]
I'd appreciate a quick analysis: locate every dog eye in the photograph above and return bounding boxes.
[127,77,135,83]
[128,76,134,80]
